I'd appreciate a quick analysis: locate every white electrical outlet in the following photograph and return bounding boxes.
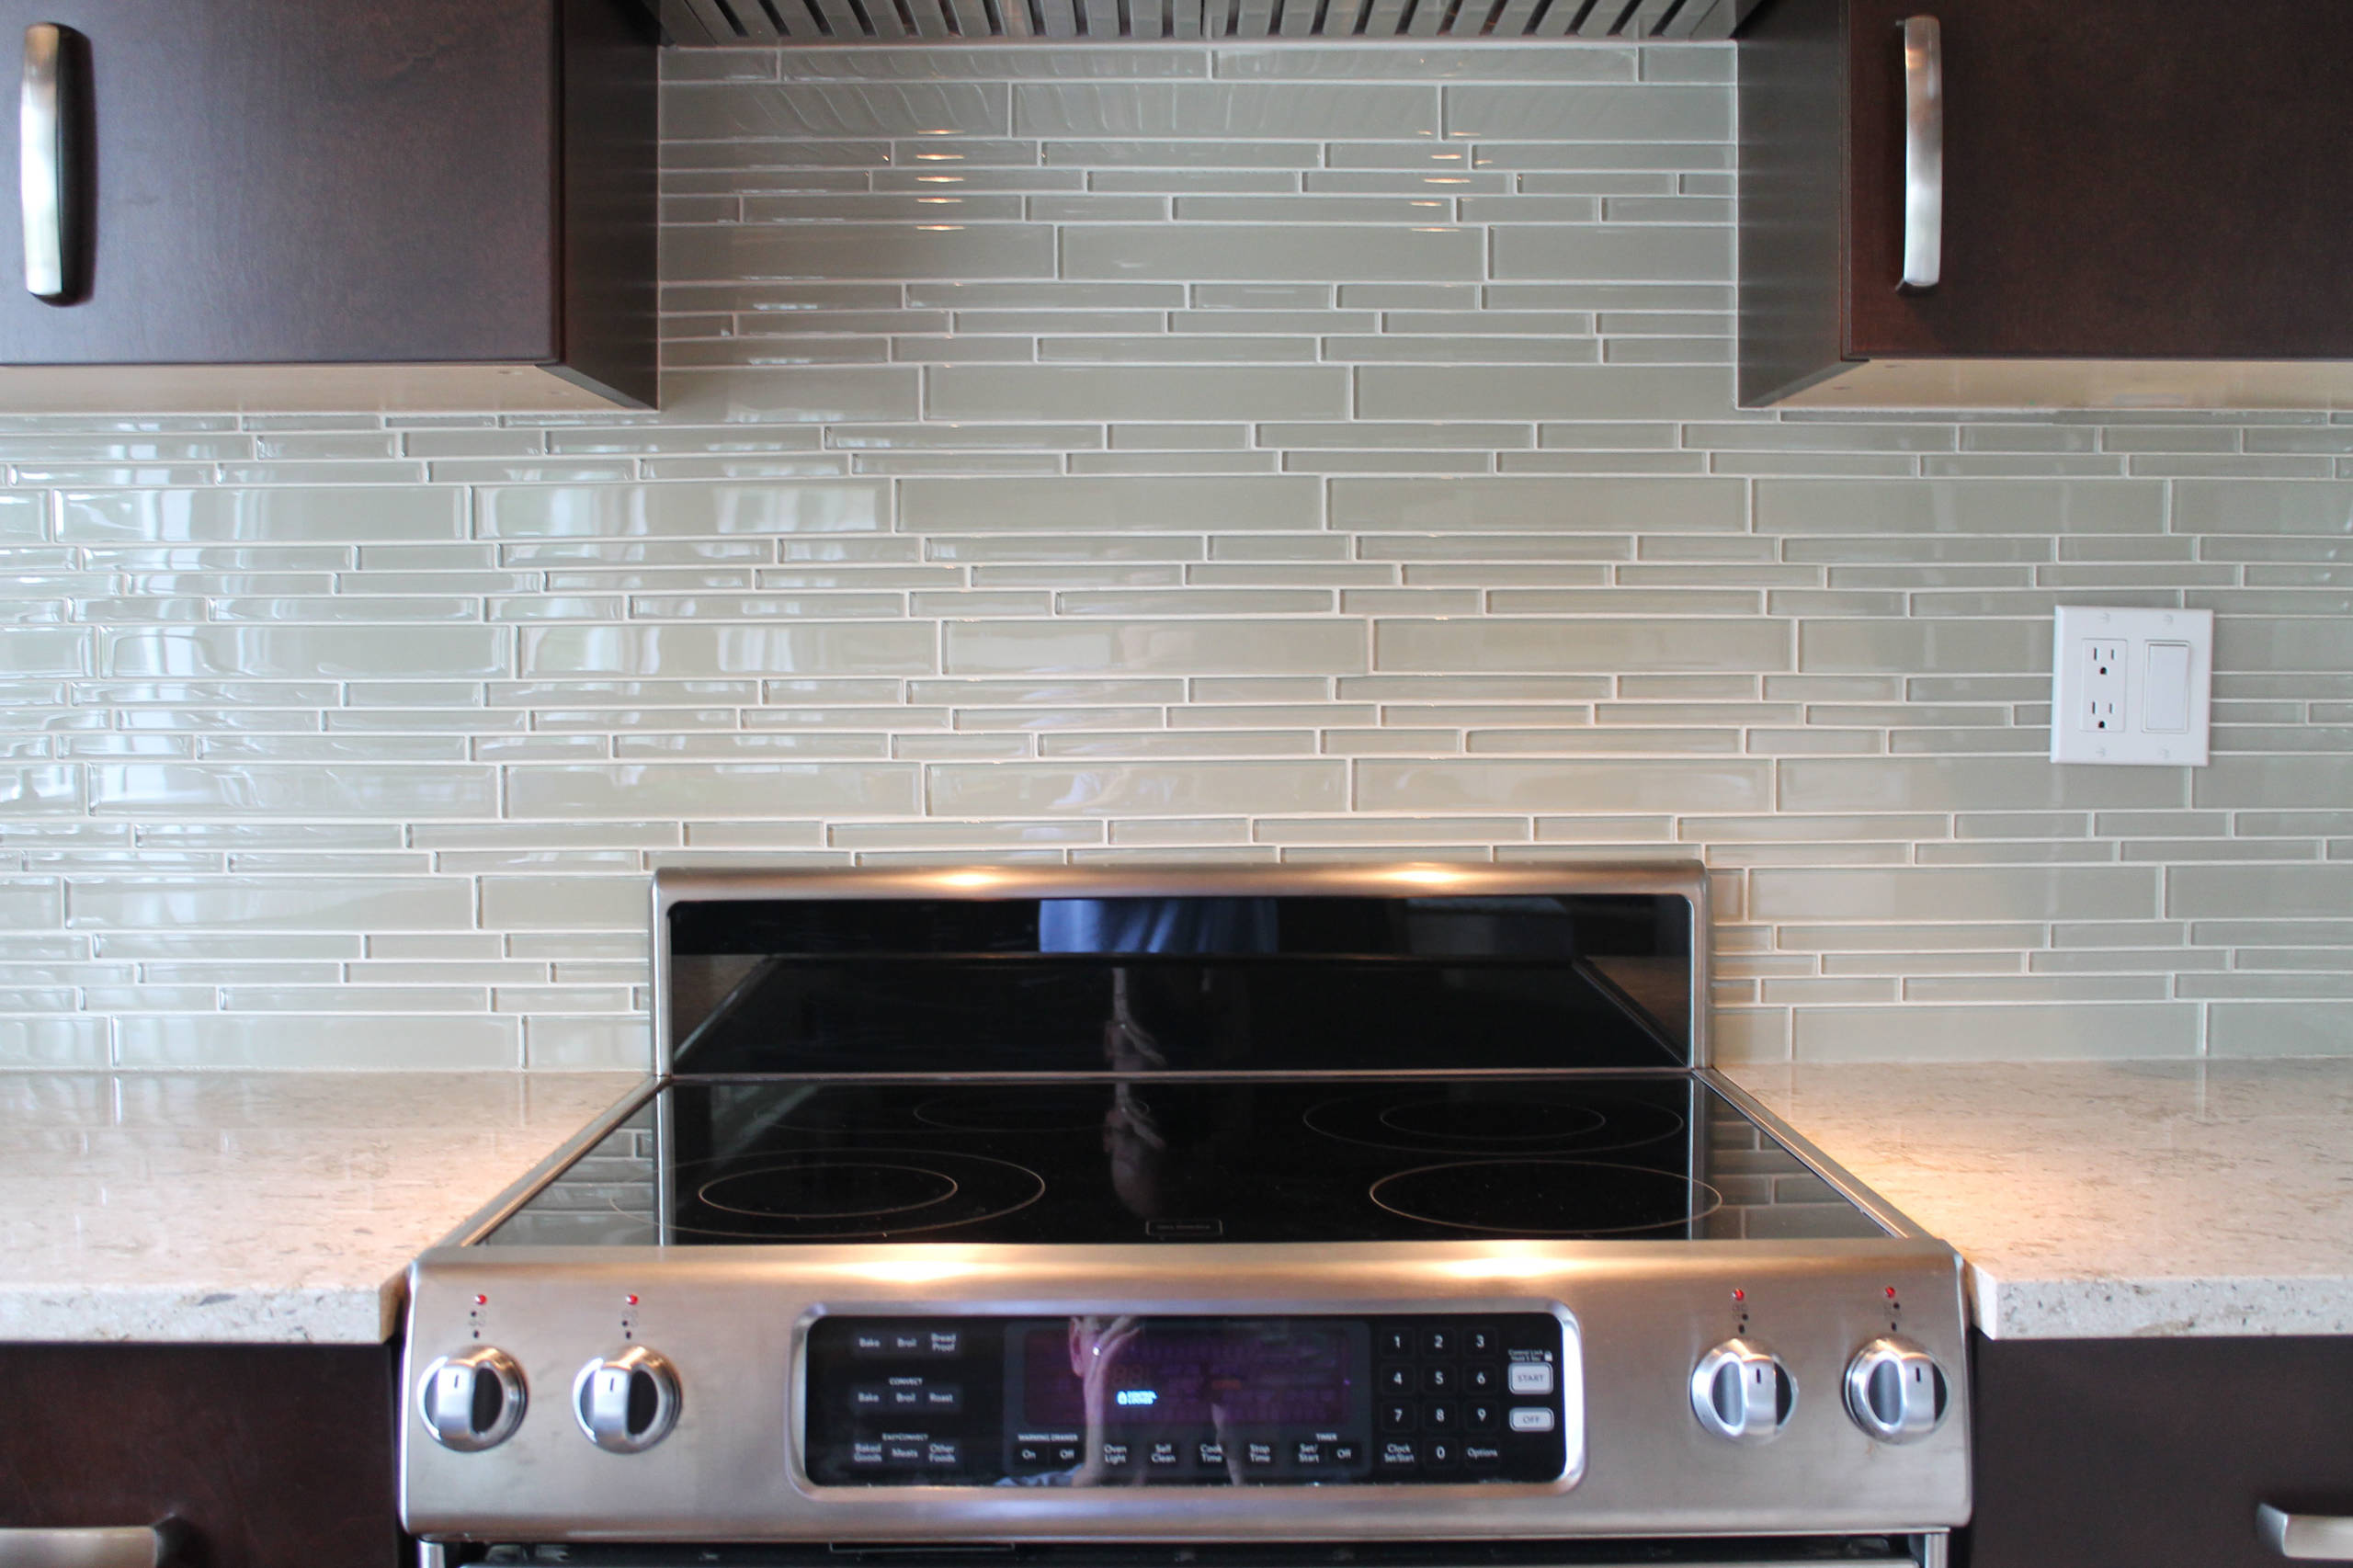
[2050,606,2212,766]
[2079,641,2125,733]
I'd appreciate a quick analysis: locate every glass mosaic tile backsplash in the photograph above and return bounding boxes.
[3,43,2351,1070]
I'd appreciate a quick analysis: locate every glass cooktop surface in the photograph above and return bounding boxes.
[483,1074,1889,1248]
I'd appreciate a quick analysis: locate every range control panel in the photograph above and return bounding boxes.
[801,1312,1571,1486]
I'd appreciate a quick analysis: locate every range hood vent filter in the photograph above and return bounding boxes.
[650,0,1754,42]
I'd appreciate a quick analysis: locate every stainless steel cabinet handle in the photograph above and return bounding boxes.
[2260,1505,2353,1562]
[1899,14,1942,290]
[0,1526,176,1568]
[18,20,73,300]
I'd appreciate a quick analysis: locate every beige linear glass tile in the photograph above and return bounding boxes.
[1038,730,1313,757]
[518,623,932,678]
[944,619,1366,676]
[1173,195,1455,222]
[662,368,922,425]
[904,474,1316,532]
[2212,617,2353,674]
[1305,170,1510,195]
[616,733,893,759]
[1083,172,1302,196]
[1253,814,1528,843]
[6,54,2353,1073]
[1214,46,1636,80]
[1494,589,1761,616]
[1792,1003,2196,1062]
[1358,364,1735,421]
[927,365,1344,420]
[509,762,918,819]
[1064,223,1481,282]
[116,1014,520,1070]
[930,756,1348,816]
[102,625,505,681]
[1330,337,1602,366]
[2207,1002,2353,1056]
[1797,619,2052,676]
[952,707,1164,733]
[61,488,462,544]
[904,673,1176,701]
[1375,617,1788,674]
[0,629,87,678]
[1057,589,1332,615]
[1491,225,1731,284]
[786,48,1211,80]
[1357,757,1768,812]
[665,81,1010,139]
[478,876,654,931]
[828,423,1104,449]
[0,766,81,815]
[1757,478,2164,536]
[1281,452,1486,475]
[1015,83,1437,140]
[627,593,907,619]
[1466,728,1740,756]
[1780,756,2184,814]
[2168,864,2353,918]
[1334,475,1740,532]
[1442,85,1729,142]
[1751,866,2155,923]
[930,538,1202,565]
[1041,335,1324,363]
[66,875,472,932]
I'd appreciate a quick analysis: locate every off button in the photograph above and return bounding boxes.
[1507,1407,1555,1433]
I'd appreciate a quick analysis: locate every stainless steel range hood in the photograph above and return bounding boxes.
[647,0,1760,43]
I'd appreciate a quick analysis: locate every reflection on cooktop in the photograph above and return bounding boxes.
[483,1074,1887,1248]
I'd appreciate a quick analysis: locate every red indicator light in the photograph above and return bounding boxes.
[1731,1289,1745,1302]
[473,1294,488,1306]
[626,1294,640,1306]
[1885,1287,1898,1299]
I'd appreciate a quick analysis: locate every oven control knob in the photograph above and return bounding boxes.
[1844,1336,1948,1443]
[1689,1337,1793,1443]
[418,1347,528,1451]
[574,1346,681,1453]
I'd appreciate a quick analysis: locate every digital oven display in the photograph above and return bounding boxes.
[801,1312,1568,1488]
[1018,1319,1355,1428]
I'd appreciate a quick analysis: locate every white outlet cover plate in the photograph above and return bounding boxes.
[2050,605,2212,767]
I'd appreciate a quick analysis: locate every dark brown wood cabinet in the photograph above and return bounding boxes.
[0,0,654,412]
[1740,0,2353,409]
[1965,1333,2353,1568]
[0,1342,403,1568]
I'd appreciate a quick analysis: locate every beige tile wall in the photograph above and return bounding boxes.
[2,42,2350,1070]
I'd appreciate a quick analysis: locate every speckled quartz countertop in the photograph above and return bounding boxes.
[0,1070,644,1345]
[1724,1058,2353,1340]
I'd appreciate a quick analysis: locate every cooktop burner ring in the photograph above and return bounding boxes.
[1368,1157,1722,1237]
[698,1159,962,1221]
[670,1149,1048,1241]
[1303,1087,1687,1156]
[1375,1095,1609,1143]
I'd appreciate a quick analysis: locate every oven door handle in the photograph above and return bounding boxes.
[2260,1505,2353,1561]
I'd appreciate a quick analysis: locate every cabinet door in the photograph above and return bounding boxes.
[0,0,558,367]
[1845,0,2353,360]
[0,1343,400,1568]
[1970,1334,2353,1568]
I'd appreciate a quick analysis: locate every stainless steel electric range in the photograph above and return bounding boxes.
[403,864,1969,1567]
